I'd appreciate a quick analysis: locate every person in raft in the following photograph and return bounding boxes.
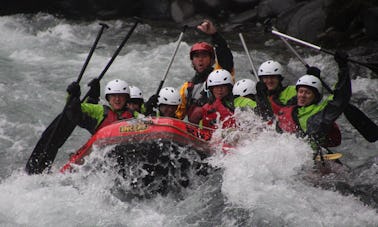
[189,69,235,129]
[232,78,274,121]
[258,51,351,150]
[65,79,133,134]
[145,87,182,118]
[127,85,146,119]
[176,19,234,122]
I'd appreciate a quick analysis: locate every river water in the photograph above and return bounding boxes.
[0,13,377,226]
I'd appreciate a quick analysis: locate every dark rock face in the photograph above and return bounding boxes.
[1,0,378,46]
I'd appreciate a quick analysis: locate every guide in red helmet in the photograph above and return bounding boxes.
[177,19,234,122]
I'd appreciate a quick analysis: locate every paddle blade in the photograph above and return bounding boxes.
[364,62,378,75]
[348,59,378,75]
[25,113,77,174]
[344,104,378,142]
[315,153,342,161]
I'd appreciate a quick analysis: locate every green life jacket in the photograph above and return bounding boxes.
[297,95,333,132]
[278,85,297,105]
[234,96,257,109]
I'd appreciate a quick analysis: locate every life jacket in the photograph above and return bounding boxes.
[268,85,297,115]
[277,105,299,133]
[234,96,257,109]
[97,106,133,131]
[277,105,341,147]
[177,64,235,120]
[202,99,235,129]
[269,95,284,115]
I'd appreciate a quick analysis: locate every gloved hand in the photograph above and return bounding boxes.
[256,81,268,95]
[66,81,81,98]
[87,78,100,104]
[334,50,348,67]
[306,66,321,78]
[144,94,158,115]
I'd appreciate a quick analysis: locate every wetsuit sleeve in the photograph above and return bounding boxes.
[78,103,105,134]
[211,32,234,73]
[307,60,351,139]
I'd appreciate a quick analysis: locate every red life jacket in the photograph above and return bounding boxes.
[97,106,133,131]
[277,105,341,147]
[269,95,285,115]
[277,105,299,133]
[202,99,235,129]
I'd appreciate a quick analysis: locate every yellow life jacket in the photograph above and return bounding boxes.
[176,61,234,120]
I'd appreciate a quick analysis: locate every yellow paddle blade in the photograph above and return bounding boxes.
[315,153,343,161]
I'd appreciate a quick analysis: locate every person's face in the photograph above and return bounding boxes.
[210,84,229,100]
[191,51,212,73]
[108,94,128,111]
[297,86,316,107]
[159,104,178,118]
[126,102,141,112]
[261,75,281,91]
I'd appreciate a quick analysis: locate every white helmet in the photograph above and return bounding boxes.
[232,79,256,96]
[296,75,323,95]
[258,60,283,77]
[206,69,234,88]
[158,87,181,105]
[104,79,130,99]
[129,86,143,99]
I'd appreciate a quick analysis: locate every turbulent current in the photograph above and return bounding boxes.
[0,13,377,226]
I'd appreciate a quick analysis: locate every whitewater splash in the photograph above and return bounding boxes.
[208,111,378,226]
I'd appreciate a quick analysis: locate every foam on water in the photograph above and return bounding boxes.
[209,113,378,226]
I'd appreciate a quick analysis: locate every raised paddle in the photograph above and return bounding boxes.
[238,33,259,80]
[143,26,186,116]
[270,29,378,75]
[25,23,108,174]
[270,27,378,143]
[155,26,187,96]
[26,20,139,174]
[238,32,274,120]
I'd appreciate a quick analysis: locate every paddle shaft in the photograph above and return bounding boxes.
[77,23,109,83]
[82,20,139,101]
[238,33,259,80]
[273,27,378,143]
[155,26,186,96]
[271,29,378,74]
[272,27,335,93]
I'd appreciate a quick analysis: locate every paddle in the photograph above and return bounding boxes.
[155,26,187,96]
[26,20,139,174]
[270,27,378,143]
[270,29,378,75]
[25,23,108,174]
[238,32,274,120]
[314,152,342,161]
[238,33,259,80]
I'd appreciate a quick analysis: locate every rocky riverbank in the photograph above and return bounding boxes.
[2,0,378,45]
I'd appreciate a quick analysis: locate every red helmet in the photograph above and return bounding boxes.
[190,42,215,60]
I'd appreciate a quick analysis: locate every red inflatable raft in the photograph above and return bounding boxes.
[60,117,214,173]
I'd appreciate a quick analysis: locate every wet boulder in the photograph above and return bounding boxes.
[279,0,326,43]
